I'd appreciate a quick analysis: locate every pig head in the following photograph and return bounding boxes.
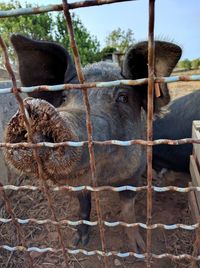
[4,34,181,251]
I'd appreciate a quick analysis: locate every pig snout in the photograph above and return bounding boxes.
[4,98,81,179]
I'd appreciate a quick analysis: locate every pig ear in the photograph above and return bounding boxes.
[10,34,77,107]
[122,41,182,113]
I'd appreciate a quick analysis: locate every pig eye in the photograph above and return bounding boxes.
[116,93,128,103]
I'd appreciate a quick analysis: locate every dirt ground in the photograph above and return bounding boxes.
[0,69,200,268]
[0,171,197,268]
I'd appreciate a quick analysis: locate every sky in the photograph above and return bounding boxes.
[18,0,200,60]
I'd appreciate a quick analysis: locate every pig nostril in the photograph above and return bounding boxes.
[42,132,55,143]
[13,129,28,143]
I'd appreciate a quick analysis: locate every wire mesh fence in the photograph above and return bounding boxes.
[0,0,200,267]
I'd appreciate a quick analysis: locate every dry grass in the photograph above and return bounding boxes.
[0,171,197,268]
[0,175,81,268]
[169,69,200,100]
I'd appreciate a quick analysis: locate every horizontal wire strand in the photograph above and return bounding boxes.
[1,185,200,193]
[1,138,200,149]
[0,75,200,94]
[0,217,199,230]
[1,245,200,261]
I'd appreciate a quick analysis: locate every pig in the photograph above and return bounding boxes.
[153,90,200,173]
[4,34,181,252]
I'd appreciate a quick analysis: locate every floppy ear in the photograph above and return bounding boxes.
[11,34,77,107]
[122,41,182,113]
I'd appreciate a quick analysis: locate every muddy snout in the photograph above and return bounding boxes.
[4,98,81,179]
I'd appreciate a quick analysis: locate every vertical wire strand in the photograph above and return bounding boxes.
[0,36,34,268]
[146,0,155,267]
[62,1,109,267]
[0,36,69,268]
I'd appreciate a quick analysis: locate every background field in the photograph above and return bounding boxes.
[169,69,200,99]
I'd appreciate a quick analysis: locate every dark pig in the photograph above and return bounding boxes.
[153,90,200,172]
[4,34,181,252]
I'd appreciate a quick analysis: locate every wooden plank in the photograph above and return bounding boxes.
[192,121,200,166]
[188,182,200,223]
[190,155,200,211]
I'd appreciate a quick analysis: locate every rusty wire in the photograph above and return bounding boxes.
[1,137,200,149]
[0,245,200,262]
[62,0,108,266]
[1,75,200,94]
[0,36,34,268]
[0,0,200,267]
[0,0,136,18]
[146,0,155,267]
[0,245,197,261]
[1,184,200,193]
[0,37,69,268]
[0,217,200,231]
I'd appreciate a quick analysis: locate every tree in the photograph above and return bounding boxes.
[0,1,54,62]
[55,13,101,65]
[191,58,200,69]
[0,1,101,66]
[178,59,192,70]
[105,27,135,53]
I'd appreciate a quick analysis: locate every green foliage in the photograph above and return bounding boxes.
[55,13,101,65]
[0,1,54,61]
[178,58,200,70]
[178,58,192,70]
[0,1,101,65]
[191,58,200,69]
[105,27,135,53]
